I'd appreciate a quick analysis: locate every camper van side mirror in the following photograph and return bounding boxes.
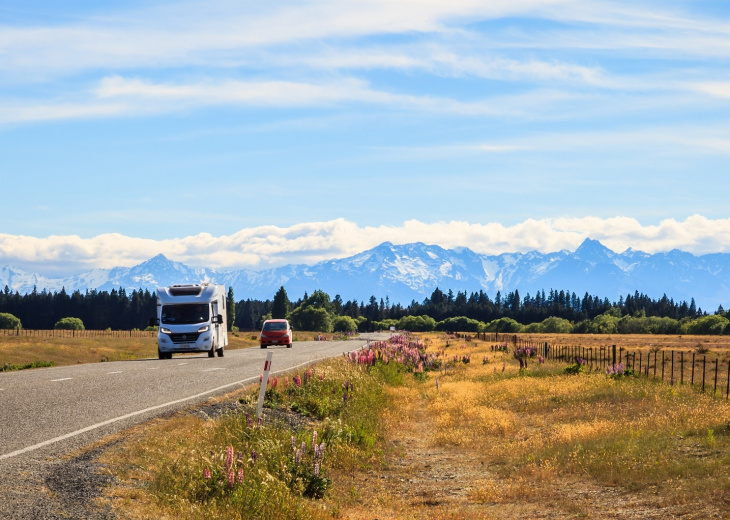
[148,317,160,327]
[212,314,224,324]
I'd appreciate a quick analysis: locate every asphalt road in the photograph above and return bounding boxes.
[0,334,387,463]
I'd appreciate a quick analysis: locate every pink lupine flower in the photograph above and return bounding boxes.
[295,449,302,466]
[228,469,235,488]
[237,468,244,484]
[312,430,318,447]
[293,374,302,387]
[318,442,325,460]
[271,376,278,389]
[204,467,211,480]
[314,463,320,478]
[285,376,290,388]
[259,373,263,383]
[224,445,234,471]
[301,441,306,453]
[319,373,324,381]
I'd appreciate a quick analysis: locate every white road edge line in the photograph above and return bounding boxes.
[107,371,123,374]
[0,353,355,462]
[202,368,225,372]
[51,378,73,382]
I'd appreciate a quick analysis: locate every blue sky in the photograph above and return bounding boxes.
[1,0,730,275]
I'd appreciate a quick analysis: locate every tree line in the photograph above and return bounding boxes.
[1,284,728,335]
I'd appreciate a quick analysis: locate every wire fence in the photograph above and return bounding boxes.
[460,332,730,399]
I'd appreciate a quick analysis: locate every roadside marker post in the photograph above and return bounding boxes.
[256,351,273,420]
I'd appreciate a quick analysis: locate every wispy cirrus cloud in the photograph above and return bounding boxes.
[2,216,730,277]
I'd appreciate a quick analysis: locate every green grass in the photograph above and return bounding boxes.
[102,355,392,520]
[0,360,55,371]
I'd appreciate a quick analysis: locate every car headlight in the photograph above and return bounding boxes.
[161,327,172,334]
[198,325,210,333]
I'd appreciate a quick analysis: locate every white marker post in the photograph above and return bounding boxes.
[256,351,273,420]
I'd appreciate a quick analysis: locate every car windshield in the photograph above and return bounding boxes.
[263,321,287,331]
[161,304,209,325]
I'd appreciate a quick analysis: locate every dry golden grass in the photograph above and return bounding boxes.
[0,333,259,367]
[335,332,730,519]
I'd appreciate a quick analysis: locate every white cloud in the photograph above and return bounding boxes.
[2,215,730,277]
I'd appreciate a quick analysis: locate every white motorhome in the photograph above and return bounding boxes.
[152,284,228,359]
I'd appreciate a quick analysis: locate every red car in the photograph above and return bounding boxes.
[260,319,293,348]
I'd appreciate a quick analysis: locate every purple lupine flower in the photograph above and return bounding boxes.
[314,463,320,478]
[238,451,244,464]
[295,449,302,466]
[319,442,325,459]
[251,450,258,465]
[291,436,297,451]
[301,441,306,453]
[312,430,318,447]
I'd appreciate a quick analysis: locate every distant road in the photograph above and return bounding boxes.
[0,333,389,462]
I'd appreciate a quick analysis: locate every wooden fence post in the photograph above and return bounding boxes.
[612,345,617,367]
[680,352,684,385]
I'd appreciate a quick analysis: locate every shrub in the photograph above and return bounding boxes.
[54,317,85,330]
[0,312,22,330]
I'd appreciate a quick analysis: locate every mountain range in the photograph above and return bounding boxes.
[1,239,729,311]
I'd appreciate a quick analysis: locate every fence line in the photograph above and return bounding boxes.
[0,329,156,338]
[453,331,730,400]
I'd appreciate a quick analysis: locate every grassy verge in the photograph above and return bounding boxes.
[100,347,397,520]
[0,360,55,371]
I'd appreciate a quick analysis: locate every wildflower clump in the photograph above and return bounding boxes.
[606,362,636,379]
[564,357,587,375]
[288,430,332,499]
[513,345,538,371]
[347,333,441,378]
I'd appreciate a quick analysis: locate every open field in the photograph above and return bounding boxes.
[84,331,730,519]
[0,330,346,368]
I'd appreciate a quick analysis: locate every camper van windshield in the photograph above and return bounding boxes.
[161,304,209,325]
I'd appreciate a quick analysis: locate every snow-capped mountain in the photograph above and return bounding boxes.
[1,240,729,310]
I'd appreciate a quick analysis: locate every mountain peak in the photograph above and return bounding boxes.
[575,238,613,257]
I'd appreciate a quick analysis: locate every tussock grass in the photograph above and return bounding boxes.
[424,333,730,514]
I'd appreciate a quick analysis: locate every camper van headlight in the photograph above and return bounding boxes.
[160,327,172,334]
[198,325,210,333]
